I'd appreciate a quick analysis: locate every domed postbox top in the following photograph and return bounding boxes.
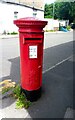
[14,17,47,29]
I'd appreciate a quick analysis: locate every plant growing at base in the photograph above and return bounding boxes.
[13,84,31,109]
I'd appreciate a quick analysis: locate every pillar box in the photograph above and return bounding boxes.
[14,17,47,102]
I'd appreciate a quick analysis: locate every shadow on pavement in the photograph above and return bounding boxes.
[1,57,20,109]
[9,57,20,84]
[1,41,74,118]
[1,96,15,109]
[1,57,20,84]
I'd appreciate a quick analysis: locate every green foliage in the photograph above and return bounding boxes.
[66,25,71,30]
[2,84,31,109]
[4,31,18,35]
[44,1,75,23]
[16,98,31,109]
[56,2,75,23]
[10,32,18,35]
[2,87,13,94]
[13,84,21,98]
[7,32,11,35]
[44,4,53,18]
[45,30,56,32]
[13,85,31,109]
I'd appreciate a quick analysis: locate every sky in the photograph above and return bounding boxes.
[44,0,56,4]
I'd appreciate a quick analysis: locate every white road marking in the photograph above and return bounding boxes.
[43,55,73,74]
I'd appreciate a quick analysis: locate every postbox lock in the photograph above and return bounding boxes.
[29,45,37,58]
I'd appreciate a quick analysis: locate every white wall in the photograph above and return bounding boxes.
[44,18,69,30]
[0,3,15,33]
[0,2,44,34]
[37,10,44,19]
[59,20,66,26]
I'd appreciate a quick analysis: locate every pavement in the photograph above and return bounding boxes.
[0,31,75,119]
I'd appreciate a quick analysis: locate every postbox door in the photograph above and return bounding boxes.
[28,42,43,90]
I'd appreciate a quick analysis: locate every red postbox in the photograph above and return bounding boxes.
[14,17,47,101]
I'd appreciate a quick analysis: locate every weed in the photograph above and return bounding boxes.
[1,82,31,109]
[2,87,13,94]
[13,84,21,98]
[0,79,16,94]
[13,84,31,109]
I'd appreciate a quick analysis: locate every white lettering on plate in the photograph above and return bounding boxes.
[29,46,37,58]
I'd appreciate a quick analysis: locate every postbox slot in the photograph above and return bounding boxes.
[23,38,42,44]
[25,38,41,40]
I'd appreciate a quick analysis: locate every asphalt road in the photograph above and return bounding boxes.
[0,31,75,118]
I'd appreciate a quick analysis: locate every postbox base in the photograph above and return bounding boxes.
[21,87,41,102]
